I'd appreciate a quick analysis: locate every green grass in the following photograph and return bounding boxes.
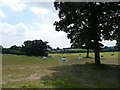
[2,52,119,88]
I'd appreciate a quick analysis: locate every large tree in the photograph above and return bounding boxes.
[71,40,94,58]
[53,2,119,65]
[22,40,48,56]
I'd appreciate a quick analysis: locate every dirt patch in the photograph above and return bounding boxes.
[25,74,40,80]
[3,69,56,84]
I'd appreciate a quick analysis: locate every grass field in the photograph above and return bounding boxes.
[2,52,119,88]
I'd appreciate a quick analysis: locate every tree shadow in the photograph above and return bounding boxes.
[40,63,119,88]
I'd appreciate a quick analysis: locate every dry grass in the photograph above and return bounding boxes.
[2,52,119,88]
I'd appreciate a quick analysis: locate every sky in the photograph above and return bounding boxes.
[0,0,116,48]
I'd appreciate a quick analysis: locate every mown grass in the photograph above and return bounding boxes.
[2,52,119,88]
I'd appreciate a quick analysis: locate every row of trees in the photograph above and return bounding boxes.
[53,2,119,65]
[2,45,24,55]
[2,39,50,56]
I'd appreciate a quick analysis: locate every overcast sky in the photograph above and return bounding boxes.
[0,0,116,48]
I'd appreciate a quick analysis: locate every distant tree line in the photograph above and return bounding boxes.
[50,45,119,54]
[50,48,88,54]
[1,39,51,57]
[0,40,119,57]
[2,45,24,55]
[100,46,119,52]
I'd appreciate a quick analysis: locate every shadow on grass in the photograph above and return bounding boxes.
[40,63,119,88]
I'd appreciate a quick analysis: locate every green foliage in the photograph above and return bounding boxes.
[2,40,51,57]
[53,2,119,64]
[2,45,24,55]
[54,2,119,41]
[115,40,120,50]
[22,39,48,56]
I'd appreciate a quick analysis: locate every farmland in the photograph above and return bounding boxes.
[2,52,119,88]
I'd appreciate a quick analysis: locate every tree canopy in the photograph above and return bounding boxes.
[2,45,24,55]
[22,40,48,56]
[54,2,119,64]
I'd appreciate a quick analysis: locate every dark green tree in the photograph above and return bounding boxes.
[9,45,24,55]
[71,41,93,58]
[53,2,119,65]
[70,30,93,58]
[82,42,94,58]
[10,45,22,51]
[114,41,120,51]
[22,40,48,56]
[2,45,24,55]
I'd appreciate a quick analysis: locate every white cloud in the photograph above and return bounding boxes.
[0,22,27,37]
[0,22,29,47]
[0,23,15,36]
[0,10,6,18]
[0,1,71,48]
[23,23,71,48]
[0,22,116,48]
[29,6,49,16]
[28,0,54,2]
[0,22,71,48]
[0,1,116,48]
[0,0,26,12]
[101,40,116,47]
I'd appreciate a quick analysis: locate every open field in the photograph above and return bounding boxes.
[2,52,119,88]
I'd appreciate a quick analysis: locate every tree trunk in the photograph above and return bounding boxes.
[91,6,101,65]
[94,40,101,65]
[86,49,90,58]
